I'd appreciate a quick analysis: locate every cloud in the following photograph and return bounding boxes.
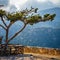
[49,0,60,6]
[0,0,28,11]
[0,0,60,12]
[37,0,60,7]
[21,0,55,10]
[37,0,48,2]
[37,0,60,6]
[9,0,28,10]
[49,0,60,4]
[0,0,10,12]
[0,0,9,6]
[9,5,17,13]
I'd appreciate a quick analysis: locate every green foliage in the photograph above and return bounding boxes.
[0,10,6,17]
[6,12,26,23]
[0,8,56,25]
[44,14,50,18]
[50,14,56,21]
[0,8,56,46]
[43,14,56,21]
[26,15,42,25]
[35,8,38,13]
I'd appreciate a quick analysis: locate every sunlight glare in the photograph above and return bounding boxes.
[37,0,47,2]
[10,0,28,10]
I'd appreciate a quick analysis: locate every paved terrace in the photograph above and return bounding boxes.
[0,44,60,60]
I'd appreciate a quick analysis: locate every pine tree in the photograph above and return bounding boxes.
[0,8,56,54]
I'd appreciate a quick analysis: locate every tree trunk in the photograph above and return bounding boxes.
[8,23,27,43]
[4,29,9,55]
[6,29,9,44]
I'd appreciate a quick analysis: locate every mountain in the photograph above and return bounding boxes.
[9,27,60,48]
[9,7,60,48]
[36,7,60,28]
[0,7,60,48]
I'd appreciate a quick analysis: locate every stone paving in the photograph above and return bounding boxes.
[0,54,59,60]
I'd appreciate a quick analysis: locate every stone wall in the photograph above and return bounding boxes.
[24,46,60,56]
[0,44,60,55]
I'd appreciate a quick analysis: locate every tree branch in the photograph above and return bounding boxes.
[0,24,6,30]
[8,23,27,43]
[1,16,7,27]
[7,22,12,28]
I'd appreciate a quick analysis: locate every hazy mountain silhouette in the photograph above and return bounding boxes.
[0,7,60,48]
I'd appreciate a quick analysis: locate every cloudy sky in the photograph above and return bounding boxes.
[0,0,60,12]
[0,0,60,28]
